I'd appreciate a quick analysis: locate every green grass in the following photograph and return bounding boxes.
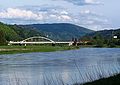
[0,45,79,54]
[81,74,120,85]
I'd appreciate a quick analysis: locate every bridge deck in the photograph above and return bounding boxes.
[9,41,73,44]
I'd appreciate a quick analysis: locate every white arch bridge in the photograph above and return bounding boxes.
[8,36,74,45]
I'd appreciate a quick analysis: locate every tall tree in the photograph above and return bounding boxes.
[0,30,6,45]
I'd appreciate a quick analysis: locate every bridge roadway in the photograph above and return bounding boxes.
[8,41,74,45]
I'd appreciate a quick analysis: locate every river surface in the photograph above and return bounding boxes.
[0,48,120,85]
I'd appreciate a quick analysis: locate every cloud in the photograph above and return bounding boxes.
[85,0,100,4]
[18,5,72,22]
[60,10,68,15]
[0,5,109,30]
[0,8,43,20]
[53,0,102,5]
[58,15,71,21]
[80,9,91,14]
[0,7,73,23]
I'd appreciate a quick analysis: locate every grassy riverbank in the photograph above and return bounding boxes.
[0,45,119,55]
[81,74,120,85]
[0,45,79,54]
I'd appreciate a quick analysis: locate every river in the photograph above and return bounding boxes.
[0,48,120,85]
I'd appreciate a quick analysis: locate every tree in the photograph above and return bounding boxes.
[93,34,104,47]
[0,30,6,45]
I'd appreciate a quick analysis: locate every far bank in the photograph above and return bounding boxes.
[0,45,80,55]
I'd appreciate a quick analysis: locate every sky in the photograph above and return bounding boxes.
[0,0,119,30]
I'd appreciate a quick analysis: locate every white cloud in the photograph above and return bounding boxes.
[81,9,91,14]
[88,0,102,4]
[0,7,73,23]
[0,6,110,30]
[0,8,43,20]
[49,14,57,18]
[55,0,102,5]
[85,0,96,4]
[85,0,102,5]
[60,10,68,15]
[86,20,94,24]
[58,15,71,21]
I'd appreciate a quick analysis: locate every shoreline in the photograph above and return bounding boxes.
[0,45,79,55]
[0,45,119,55]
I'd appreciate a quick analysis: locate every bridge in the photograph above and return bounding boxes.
[8,36,74,46]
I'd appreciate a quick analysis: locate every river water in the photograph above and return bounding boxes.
[0,48,120,85]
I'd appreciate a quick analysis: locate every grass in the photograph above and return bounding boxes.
[72,59,120,85]
[0,45,79,54]
[82,74,120,85]
[5,65,120,85]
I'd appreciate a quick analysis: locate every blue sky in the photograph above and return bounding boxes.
[0,0,119,30]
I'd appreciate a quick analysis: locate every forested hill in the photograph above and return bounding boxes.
[19,23,93,41]
[0,22,43,45]
[0,21,120,47]
[0,22,93,45]
[0,22,19,42]
[81,29,120,47]
[84,29,120,39]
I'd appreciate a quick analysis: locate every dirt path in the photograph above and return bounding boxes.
[0,48,29,51]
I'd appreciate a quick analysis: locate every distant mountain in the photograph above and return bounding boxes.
[0,22,93,45]
[19,23,93,41]
[84,29,120,39]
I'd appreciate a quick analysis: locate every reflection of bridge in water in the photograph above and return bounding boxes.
[8,36,74,45]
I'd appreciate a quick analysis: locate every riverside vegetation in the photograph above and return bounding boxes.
[82,74,120,85]
[0,45,79,55]
[80,28,120,47]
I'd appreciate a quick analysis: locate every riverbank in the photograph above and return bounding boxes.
[0,45,79,55]
[81,74,120,85]
[0,45,119,55]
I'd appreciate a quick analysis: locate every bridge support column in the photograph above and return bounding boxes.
[69,42,73,46]
[52,43,55,46]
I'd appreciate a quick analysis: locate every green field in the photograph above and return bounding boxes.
[0,45,79,54]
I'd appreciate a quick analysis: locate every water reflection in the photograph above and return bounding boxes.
[0,48,120,85]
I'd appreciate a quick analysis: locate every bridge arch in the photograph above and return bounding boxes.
[22,36,55,43]
[8,36,73,45]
